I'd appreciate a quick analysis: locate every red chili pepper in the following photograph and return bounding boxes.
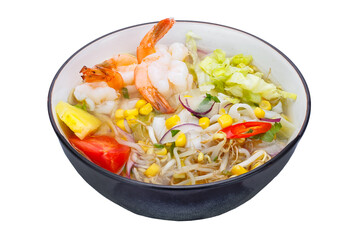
[220,121,272,139]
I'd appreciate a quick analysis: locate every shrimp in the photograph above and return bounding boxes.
[135,18,176,113]
[74,81,119,114]
[97,54,138,86]
[80,65,124,91]
[80,54,138,90]
[135,55,175,113]
[137,18,175,63]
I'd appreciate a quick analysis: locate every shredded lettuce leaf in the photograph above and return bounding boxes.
[185,32,214,92]
[185,34,297,104]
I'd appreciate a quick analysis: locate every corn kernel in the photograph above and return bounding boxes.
[139,103,153,115]
[254,107,265,119]
[116,119,127,132]
[173,173,186,179]
[175,133,187,147]
[197,152,204,163]
[199,117,210,129]
[213,132,226,140]
[144,163,160,177]
[115,109,125,119]
[156,148,168,156]
[184,95,192,98]
[165,115,180,129]
[135,99,147,109]
[259,100,271,110]
[219,108,226,115]
[126,115,137,125]
[218,114,233,128]
[124,108,139,117]
[231,165,248,176]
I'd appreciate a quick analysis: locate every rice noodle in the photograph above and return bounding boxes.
[132,158,150,165]
[196,167,216,173]
[132,168,141,181]
[175,164,200,173]
[173,147,181,170]
[115,137,144,153]
[228,103,256,120]
[219,152,229,172]
[147,126,158,144]
[161,159,176,175]
[238,148,250,159]
[202,145,218,154]
[209,114,221,124]
[174,179,191,186]
[179,149,196,158]
[210,139,226,161]
[184,158,191,166]
[188,171,196,185]
[134,164,150,169]
[239,150,266,168]
[194,173,216,181]
[204,123,221,133]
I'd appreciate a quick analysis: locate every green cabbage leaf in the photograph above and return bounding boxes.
[185,34,296,104]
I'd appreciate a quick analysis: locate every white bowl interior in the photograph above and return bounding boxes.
[50,21,308,142]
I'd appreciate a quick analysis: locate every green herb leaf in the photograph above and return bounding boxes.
[259,122,282,142]
[74,102,87,111]
[171,129,180,137]
[154,143,165,149]
[196,93,220,112]
[169,142,175,157]
[245,129,254,134]
[122,88,129,99]
[213,156,218,162]
[205,93,220,102]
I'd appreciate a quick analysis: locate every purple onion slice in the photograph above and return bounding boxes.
[159,123,202,144]
[179,95,216,118]
[259,118,281,123]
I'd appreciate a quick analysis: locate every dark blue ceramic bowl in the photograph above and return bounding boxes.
[48,20,310,221]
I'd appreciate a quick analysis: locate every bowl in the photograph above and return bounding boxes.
[48,20,311,221]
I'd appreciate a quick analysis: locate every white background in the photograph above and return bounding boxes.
[1,0,359,239]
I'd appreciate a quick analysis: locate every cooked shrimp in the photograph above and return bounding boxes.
[81,53,139,91]
[80,66,124,91]
[74,82,119,114]
[97,54,138,86]
[135,55,175,113]
[136,18,175,63]
[135,18,192,113]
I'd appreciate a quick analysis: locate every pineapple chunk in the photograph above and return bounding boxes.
[55,101,102,139]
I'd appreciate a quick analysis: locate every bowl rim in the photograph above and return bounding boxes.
[48,19,311,190]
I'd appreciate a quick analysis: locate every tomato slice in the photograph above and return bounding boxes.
[220,121,272,139]
[69,135,131,174]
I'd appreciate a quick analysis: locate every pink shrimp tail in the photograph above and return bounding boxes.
[137,18,175,63]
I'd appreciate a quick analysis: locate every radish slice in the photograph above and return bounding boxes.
[159,123,203,144]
